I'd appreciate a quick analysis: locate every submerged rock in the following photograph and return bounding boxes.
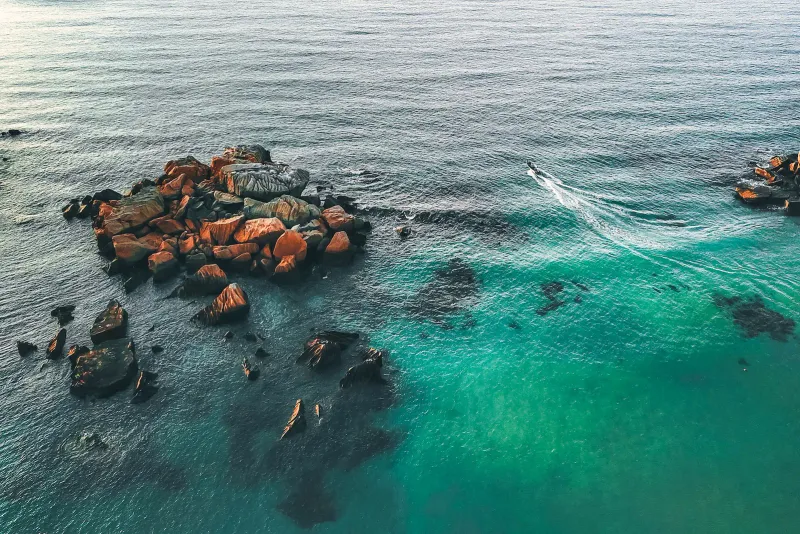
[340,349,387,388]
[407,258,478,320]
[71,338,138,398]
[193,283,250,325]
[17,340,37,356]
[321,205,354,232]
[242,358,259,380]
[90,299,128,344]
[714,294,795,341]
[298,331,359,371]
[277,474,338,529]
[222,162,309,201]
[281,399,307,440]
[51,305,75,326]
[46,328,67,359]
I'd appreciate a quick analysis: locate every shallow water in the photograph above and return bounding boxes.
[2,0,800,532]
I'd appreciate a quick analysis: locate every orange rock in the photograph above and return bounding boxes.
[181,184,195,197]
[193,283,250,325]
[754,167,776,182]
[230,253,252,271]
[272,230,307,261]
[164,156,210,181]
[185,219,197,232]
[158,239,178,256]
[97,202,113,219]
[321,205,354,232]
[159,174,185,199]
[325,231,351,254]
[212,243,260,260]
[155,217,185,235]
[139,233,163,250]
[211,156,235,178]
[147,251,179,281]
[281,399,306,440]
[103,188,165,236]
[112,234,160,264]
[260,246,272,260]
[199,215,244,246]
[178,234,198,255]
[183,264,229,296]
[175,195,191,219]
[274,255,297,274]
[233,218,286,245]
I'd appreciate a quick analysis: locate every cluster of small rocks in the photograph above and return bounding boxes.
[736,151,800,214]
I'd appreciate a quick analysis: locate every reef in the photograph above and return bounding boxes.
[714,294,795,341]
[735,151,800,213]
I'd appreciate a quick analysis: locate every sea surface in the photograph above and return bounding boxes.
[2,0,800,532]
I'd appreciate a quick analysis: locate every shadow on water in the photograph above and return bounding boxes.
[406,258,480,325]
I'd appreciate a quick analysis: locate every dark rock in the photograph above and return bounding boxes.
[151,345,163,353]
[395,225,411,238]
[738,358,750,366]
[184,252,207,273]
[194,284,250,325]
[7,129,22,136]
[255,347,269,358]
[102,187,165,237]
[104,258,125,276]
[407,258,479,320]
[50,305,75,326]
[298,331,359,371]
[244,332,257,342]
[541,281,564,300]
[714,294,795,341]
[508,320,520,329]
[46,328,67,359]
[572,281,589,291]
[181,264,228,297]
[536,299,565,316]
[224,331,234,340]
[280,399,307,440]
[340,350,386,388]
[222,163,310,201]
[90,299,128,344]
[93,189,123,202]
[62,202,80,219]
[123,269,151,293]
[668,284,680,292]
[574,295,583,303]
[242,358,259,380]
[70,338,138,398]
[131,370,158,404]
[67,344,90,368]
[17,341,37,356]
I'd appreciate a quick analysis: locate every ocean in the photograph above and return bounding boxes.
[2,0,800,532]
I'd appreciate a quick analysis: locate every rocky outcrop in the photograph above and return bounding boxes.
[242,358,259,380]
[212,243,259,260]
[67,344,90,367]
[737,151,800,212]
[164,155,210,182]
[101,187,165,237]
[298,331,359,371]
[272,230,307,261]
[243,195,320,227]
[340,349,387,388]
[46,328,67,359]
[321,205,354,232]
[280,399,307,439]
[71,338,138,398]
[131,370,159,404]
[90,299,128,343]
[17,340,37,356]
[147,251,179,282]
[51,305,75,326]
[211,145,272,177]
[233,218,286,245]
[323,231,353,265]
[181,264,228,296]
[222,163,309,201]
[199,215,244,246]
[193,283,250,325]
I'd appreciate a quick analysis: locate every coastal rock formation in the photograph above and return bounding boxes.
[242,358,259,380]
[112,233,160,264]
[407,258,479,321]
[323,231,353,265]
[67,344,90,367]
[298,331,359,371]
[193,283,249,325]
[101,187,165,237]
[340,349,387,388]
[321,205,354,232]
[199,215,244,246]
[71,338,138,398]
[131,370,159,404]
[164,155,210,182]
[147,251,179,282]
[736,151,800,212]
[222,163,309,201]
[90,299,128,343]
[46,328,67,359]
[272,230,307,262]
[212,243,259,260]
[281,399,307,439]
[210,145,271,177]
[714,294,795,341]
[243,195,320,227]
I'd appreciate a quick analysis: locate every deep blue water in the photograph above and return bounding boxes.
[2,0,800,532]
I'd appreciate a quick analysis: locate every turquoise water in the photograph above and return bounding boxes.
[2,0,800,532]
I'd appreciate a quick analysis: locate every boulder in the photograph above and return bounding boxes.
[93,189,123,202]
[199,215,244,246]
[323,231,353,265]
[164,155,210,181]
[222,163,309,201]
[151,215,184,235]
[212,243,259,261]
[193,283,249,325]
[112,233,160,264]
[90,299,128,344]
[158,174,186,199]
[158,238,178,256]
[46,328,67,359]
[339,354,387,388]
[242,358,259,380]
[272,230,307,261]
[102,187,165,237]
[230,253,252,272]
[147,251,179,282]
[17,340,37,356]
[211,145,272,177]
[182,264,228,296]
[51,305,75,326]
[62,201,80,219]
[242,195,320,227]
[273,255,297,276]
[174,195,191,219]
[321,205,354,232]
[185,252,207,273]
[212,191,244,210]
[70,338,138,398]
[131,370,159,404]
[298,331,359,370]
[178,233,198,256]
[280,399,307,440]
[233,218,286,246]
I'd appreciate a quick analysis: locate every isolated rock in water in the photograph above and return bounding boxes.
[102,187,165,237]
[112,233,160,264]
[340,349,387,388]
[70,338,138,398]
[199,215,244,246]
[321,205,354,232]
[182,264,228,296]
[299,331,359,370]
[280,399,307,440]
[75,432,108,450]
[90,299,128,344]
[212,242,259,260]
[93,188,123,202]
[714,294,795,341]
[233,217,286,245]
[51,305,75,326]
[131,370,159,404]
[272,230,307,261]
[323,231,352,265]
[193,283,249,325]
[46,328,67,359]
[17,340,37,356]
[147,251,179,282]
[222,163,309,201]
[242,358,259,380]
[242,195,320,227]
[62,201,80,219]
[164,155,210,181]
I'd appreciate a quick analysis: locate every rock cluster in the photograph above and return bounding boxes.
[736,151,800,214]
[64,144,371,326]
